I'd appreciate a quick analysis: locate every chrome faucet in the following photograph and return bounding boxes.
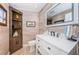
[50,31,55,36]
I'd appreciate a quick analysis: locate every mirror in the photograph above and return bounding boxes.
[47,3,78,26]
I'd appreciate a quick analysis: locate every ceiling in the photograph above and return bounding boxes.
[10,3,46,12]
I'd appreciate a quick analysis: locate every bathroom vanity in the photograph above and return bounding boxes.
[36,34,78,55]
[36,3,79,55]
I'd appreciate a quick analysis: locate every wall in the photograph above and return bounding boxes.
[23,11,39,45]
[39,3,53,34]
[0,3,9,54]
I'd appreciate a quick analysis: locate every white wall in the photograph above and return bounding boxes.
[0,3,9,54]
[23,11,39,45]
[39,4,53,34]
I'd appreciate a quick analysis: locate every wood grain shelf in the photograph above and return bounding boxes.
[9,6,23,54]
[12,20,22,22]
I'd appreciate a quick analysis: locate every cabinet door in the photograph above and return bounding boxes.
[10,37,20,52]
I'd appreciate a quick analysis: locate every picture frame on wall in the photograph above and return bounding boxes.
[0,4,7,26]
[26,21,36,27]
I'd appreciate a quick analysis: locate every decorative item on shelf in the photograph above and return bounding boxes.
[0,4,7,26]
[26,21,36,27]
[16,14,19,19]
[13,30,19,37]
[12,22,21,29]
[13,14,18,21]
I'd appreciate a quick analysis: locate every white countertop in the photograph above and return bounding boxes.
[36,34,78,53]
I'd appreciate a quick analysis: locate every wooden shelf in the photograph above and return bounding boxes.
[13,28,21,30]
[12,20,22,22]
[9,6,22,54]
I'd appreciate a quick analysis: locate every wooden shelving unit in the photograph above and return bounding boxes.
[9,6,23,54]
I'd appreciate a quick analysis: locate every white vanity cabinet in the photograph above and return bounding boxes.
[36,37,67,55]
[36,35,78,55]
[36,37,50,55]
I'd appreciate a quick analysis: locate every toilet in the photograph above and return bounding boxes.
[28,40,36,53]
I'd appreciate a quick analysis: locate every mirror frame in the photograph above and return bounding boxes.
[46,3,79,27]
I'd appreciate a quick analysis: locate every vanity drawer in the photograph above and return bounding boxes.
[36,39,48,49]
[39,39,67,55]
[37,43,49,55]
[36,37,67,55]
[46,44,67,55]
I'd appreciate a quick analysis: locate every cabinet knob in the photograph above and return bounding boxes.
[48,47,51,50]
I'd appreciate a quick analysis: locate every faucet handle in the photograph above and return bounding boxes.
[52,32,55,36]
[50,31,53,36]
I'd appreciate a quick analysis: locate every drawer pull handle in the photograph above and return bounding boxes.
[48,47,51,50]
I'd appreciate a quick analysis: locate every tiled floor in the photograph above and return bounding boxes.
[12,46,36,55]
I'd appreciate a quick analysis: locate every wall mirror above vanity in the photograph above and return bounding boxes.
[46,3,79,27]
